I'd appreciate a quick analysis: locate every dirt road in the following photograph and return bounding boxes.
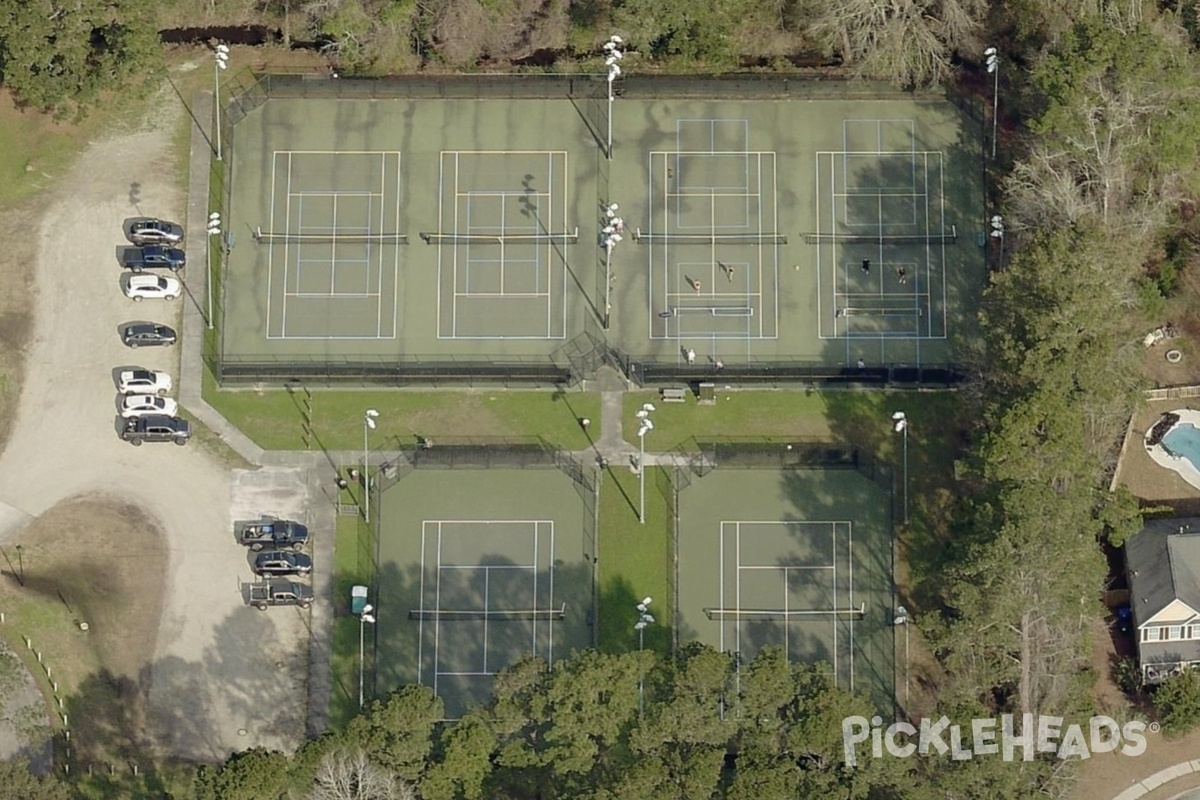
[0,108,306,761]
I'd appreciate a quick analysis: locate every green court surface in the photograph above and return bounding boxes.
[217,79,983,377]
[677,466,895,711]
[374,468,593,718]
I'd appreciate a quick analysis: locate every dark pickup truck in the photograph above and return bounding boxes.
[121,415,191,446]
[247,580,313,610]
[235,516,309,551]
[122,245,186,272]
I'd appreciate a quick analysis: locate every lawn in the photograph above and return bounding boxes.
[596,466,673,655]
[623,389,959,467]
[330,514,374,727]
[203,371,601,452]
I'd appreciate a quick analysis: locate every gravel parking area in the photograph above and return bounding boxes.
[0,108,306,761]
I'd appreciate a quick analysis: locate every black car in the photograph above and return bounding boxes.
[122,323,177,348]
[253,550,314,577]
[121,415,191,446]
[122,245,186,272]
[127,218,185,246]
[236,517,310,551]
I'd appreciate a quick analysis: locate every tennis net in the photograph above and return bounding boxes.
[254,229,408,244]
[803,225,957,245]
[704,603,865,621]
[673,306,754,317]
[419,229,579,245]
[408,604,567,621]
[635,229,788,245]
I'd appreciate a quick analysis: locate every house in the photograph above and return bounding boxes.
[1126,517,1200,683]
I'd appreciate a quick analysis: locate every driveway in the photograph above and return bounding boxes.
[0,108,306,761]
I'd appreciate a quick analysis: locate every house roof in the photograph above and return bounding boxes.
[1126,518,1200,626]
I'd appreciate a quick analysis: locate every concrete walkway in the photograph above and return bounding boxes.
[1114,762,1200,800]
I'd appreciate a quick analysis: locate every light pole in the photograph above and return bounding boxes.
[363,409,379,523]
[214,44,230,160]
[990,215,1005,271]
[985,46,999,160]
[206,212,222,330]
[894,606,910,713]
[603,36,623,160]
[892,411,908,525]
[636,404,655,524]
[635,597,653,715]
[359,604,375,709]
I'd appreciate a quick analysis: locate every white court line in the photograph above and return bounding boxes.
[436,671,498,677]
[436,154,446,338]
[831,523,837,678]
[548,521,556,667]
[286,191,382,197]
[453,152,460,336]
[848,520,855,692]
[482,566,490,674]
[418,522,428,685]
[531,521,538,658]
[666,191,760,198]
[457,190,552,198]
[282,153,294,336]
[439,564,538,570]
[736,521,742,659]
[718,521,725,653]
[737,565,834,571]
[286,293,374,299]
[434,523,443,696]
[266,152,278,336]
[454,292,550,299]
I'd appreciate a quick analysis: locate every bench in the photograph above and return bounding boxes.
[661,387,687,403]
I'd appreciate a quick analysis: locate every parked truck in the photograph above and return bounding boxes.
[235,516,309,551]
[247,580,313,610]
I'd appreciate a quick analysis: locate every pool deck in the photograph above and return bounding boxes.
[1145,409,1200,491]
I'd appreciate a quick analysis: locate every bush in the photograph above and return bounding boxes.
[1151,669,1200,736]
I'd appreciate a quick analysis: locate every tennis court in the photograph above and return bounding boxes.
[375,468,593,718]
[429,151,574,339]
[677,464,894,709]
[214,78,983,382]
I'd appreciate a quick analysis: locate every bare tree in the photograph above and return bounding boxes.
[310,749,416,800]
[808,0,987,86]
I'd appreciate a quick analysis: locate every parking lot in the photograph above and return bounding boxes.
[0,112,307,760]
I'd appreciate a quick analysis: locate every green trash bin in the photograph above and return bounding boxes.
[351,585,369,614]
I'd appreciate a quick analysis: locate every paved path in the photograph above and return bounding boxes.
[1113,762,1200,800]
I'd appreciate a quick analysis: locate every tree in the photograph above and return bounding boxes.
[1007,17,1200,236]
[1152,670,1200,735]
[194,747,291,800]
[808,0,987,86]
[0,759,75,800]
[420,710,496,800]
[0,0,161,114]
[342,684,443,782]
[310,748,416,800]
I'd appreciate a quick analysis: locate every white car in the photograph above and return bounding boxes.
[124,274,180,301]
[118,368,172,396]
[120,394,179,418]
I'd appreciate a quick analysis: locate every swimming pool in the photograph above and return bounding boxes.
[1163,423,1200,470]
